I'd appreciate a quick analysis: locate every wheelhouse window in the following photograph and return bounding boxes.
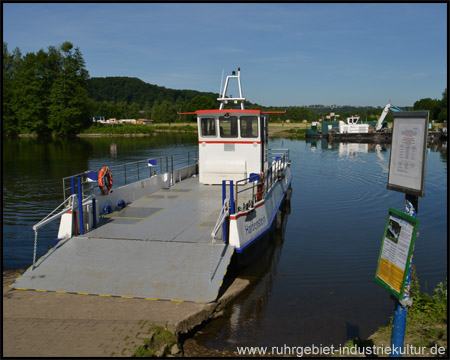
[219,116,238,138]
[240,116,258,138]
[200,118,216,137]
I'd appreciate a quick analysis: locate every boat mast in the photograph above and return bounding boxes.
[217,68,246,110]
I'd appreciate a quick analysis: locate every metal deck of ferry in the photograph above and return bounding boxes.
[12,175,237,303]
[10,173,241,302]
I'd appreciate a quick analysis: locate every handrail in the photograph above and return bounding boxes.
[211,199,229,242]
[33,194,77,232]
[235,148,290,210]
[32,194,77,269]
[62,151,198,201]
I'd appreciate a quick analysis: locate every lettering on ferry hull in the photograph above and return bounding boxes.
[245,216,266,236]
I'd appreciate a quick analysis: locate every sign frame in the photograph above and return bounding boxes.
[374,207,419,299]
[387,111,429,197]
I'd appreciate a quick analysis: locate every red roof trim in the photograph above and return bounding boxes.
[195,109,261,114]
[179,109,284,115]
[199,141,261,144]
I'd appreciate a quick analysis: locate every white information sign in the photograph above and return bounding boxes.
[387,112,429,197]
[380,215,413,272]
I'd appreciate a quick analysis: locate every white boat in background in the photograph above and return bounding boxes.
[11,68,293,303]
[339,115,370,134]
[338,104,403,135]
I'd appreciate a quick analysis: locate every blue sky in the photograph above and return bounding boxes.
[3,3,447,107]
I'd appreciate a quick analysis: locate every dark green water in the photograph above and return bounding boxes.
[2,135,447,349]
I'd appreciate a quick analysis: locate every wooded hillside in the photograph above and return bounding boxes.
[87,77,218,107]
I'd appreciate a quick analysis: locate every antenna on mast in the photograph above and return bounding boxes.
[219,69,224,98]
[217,68,246,110]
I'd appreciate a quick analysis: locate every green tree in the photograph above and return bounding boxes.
[115,100,128,118]
[143,101,152,119]
[48,42,90,134]
[3,43,22,135]
[159,100,177,123]
[437,88,447,122]
[10,49,58,134]
[414,97,437,119]
[151,100,162,122]
[285,106,316,122]
[128,102,141,119]
[186,95,216,112]
[99,100,119,119]
[413,91,448,122]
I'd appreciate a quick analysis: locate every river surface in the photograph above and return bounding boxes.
[3,134,447,350]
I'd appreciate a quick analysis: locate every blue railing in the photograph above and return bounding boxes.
[62,151,198,201]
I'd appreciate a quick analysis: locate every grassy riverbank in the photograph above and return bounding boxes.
[342,277,447,357]
[77,121,309,138]
[10,121,316,138]
[13,121,447,139]
[79,122,197,136]
[179,277,448,357]
[267,122,308,138]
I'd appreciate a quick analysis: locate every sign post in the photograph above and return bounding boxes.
[376,111,428,357]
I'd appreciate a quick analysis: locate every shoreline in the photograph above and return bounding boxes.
[5,122,310,139]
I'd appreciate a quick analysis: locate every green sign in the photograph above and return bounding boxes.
[375,207,418,300]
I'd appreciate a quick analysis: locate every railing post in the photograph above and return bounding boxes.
[32,230,38,269]
[124,164,127,184]
[63,178,66,201]
[77,177,84,235]
[222,181,227,242]
[222,180,226,205]
[71,177,75,195]
[229,180,235,215]
[137,162,140,181]
[92,198,97,229]
[171,155,174,185]
[390,194,418,357]
[252,179,255,205]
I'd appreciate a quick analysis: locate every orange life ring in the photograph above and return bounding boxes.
[256,172,264,201]
[98,166,113,195]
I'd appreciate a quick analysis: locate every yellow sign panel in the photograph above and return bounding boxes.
[377,258,404,293]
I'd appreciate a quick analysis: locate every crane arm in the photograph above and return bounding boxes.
[375,103,392,131]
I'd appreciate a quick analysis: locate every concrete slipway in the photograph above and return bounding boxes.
[3,269,253,357]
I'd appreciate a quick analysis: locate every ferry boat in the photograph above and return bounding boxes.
[11,68,293,303]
